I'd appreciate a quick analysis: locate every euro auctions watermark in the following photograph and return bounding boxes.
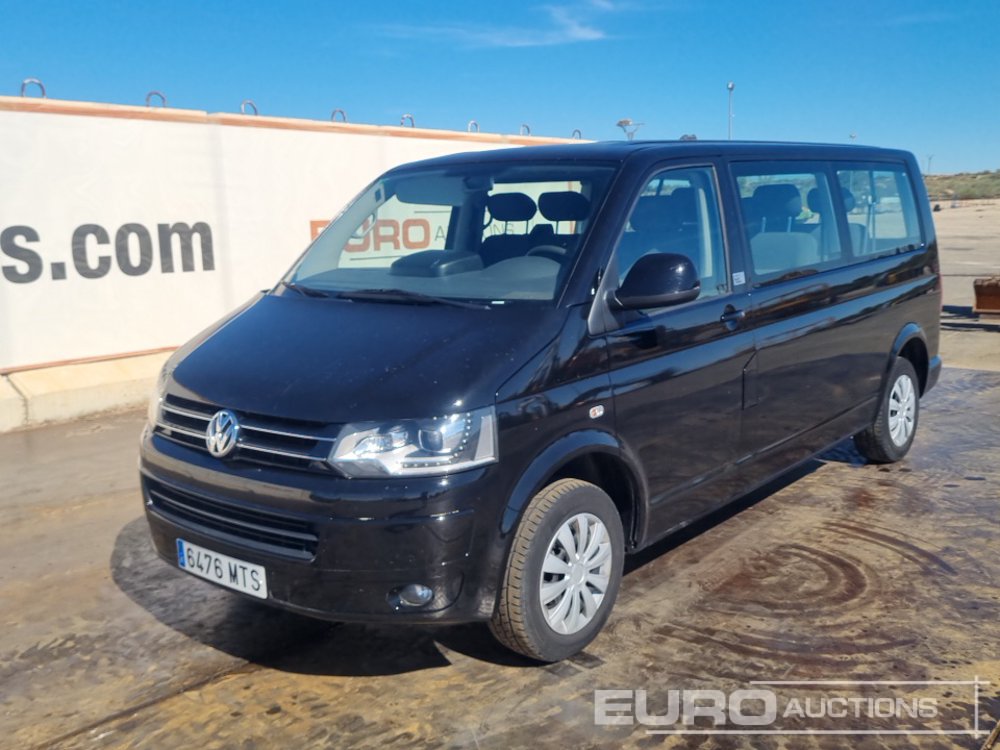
[594,678,990,737]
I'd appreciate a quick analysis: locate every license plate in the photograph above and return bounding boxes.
[176,539,268,599]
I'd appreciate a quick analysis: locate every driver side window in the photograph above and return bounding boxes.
[615,167,728,299]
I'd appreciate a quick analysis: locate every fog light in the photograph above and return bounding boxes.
[398,583,433,607]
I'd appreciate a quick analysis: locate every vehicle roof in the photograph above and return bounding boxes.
[388,140,915,173]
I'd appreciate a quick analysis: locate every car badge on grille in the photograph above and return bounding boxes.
[205,409,240,458]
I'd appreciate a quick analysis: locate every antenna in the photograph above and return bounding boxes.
[727,81,735,140]
[616,118,643,141]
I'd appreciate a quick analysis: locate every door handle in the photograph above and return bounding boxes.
[720,307,746,328]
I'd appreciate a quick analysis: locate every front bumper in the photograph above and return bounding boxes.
[140,426,507,623]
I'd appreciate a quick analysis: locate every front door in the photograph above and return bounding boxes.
[603,164,754,542]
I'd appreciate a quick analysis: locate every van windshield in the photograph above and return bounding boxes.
[285,163,617,304]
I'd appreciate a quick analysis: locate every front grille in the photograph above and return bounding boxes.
[154,394,338,472]
[146,478,319,560]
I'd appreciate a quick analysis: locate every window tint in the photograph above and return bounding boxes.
[836,166,923,258]
[616,166,727,299]
[734,163,842,285]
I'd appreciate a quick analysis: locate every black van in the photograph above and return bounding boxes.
[141,141,941,661]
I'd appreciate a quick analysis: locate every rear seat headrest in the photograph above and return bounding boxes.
[488,192,536,222]
[840,187,857,213]
[539,191,590,222]
[668,187,698,220]
[807,187,823,213]
[629,196,677,232]
[753,184,802,220]
[806,186,857,214]
[529,224,555,241]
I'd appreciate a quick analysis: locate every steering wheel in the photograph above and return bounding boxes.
[526,244,568,263]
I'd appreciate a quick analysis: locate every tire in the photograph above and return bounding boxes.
[854,357,920,463]
[489,479,625,662]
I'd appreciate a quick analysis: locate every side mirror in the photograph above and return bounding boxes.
[609,252,701,310]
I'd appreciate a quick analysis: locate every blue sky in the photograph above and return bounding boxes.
[3,0,998,173]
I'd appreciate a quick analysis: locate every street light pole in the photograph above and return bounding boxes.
[926,155,934,175]
[727,81,735,140]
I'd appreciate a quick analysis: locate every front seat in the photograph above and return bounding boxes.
[481,192,537,266]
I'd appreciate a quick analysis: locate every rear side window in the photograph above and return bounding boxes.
[733,162,843,285]
[836,166,923,258]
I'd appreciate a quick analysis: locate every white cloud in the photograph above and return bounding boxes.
[379,4,613,49]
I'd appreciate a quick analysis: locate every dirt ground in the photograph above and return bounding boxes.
[2,371,998,750]
[0,206,998,749]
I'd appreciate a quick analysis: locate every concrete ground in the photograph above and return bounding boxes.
[935,201,1000,372]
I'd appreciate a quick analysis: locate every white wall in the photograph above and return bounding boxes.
[0,99,568,371]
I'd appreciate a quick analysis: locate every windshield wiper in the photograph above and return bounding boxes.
[336,288,492,310]
[279,280,331,298]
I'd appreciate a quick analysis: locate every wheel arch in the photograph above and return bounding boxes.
[500,429,646,550]
[889,323,930,395]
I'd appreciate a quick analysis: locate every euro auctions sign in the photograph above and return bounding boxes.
[594,679,990,738]
[309,215,449,250]
[0,98,529,371]
[1,221,215,282]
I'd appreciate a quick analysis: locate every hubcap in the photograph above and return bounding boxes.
[539,512,613,635]
[887,373,916,447]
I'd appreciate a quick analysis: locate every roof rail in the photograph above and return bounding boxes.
[20,78,46,98]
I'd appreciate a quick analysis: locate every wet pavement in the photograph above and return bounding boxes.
[1,368,999,749]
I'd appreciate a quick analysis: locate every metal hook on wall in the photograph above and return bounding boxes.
[331,109,347,122]
[20,78,46,98]
[240,99,258,116]
[400,114,415,127]
[145,91,167,108]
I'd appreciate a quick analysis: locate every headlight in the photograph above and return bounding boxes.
[330,406,497,477]
[147,366,169,426]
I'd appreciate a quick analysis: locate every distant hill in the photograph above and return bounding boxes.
[925,171,1000,200]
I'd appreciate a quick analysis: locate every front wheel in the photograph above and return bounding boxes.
[854,357,920,463]
[490,479,624,662]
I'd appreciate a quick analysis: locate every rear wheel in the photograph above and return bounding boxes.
[855,357,920,463]
[490,479,624,662]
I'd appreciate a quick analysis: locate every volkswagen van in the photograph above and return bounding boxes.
[141,141,941,661]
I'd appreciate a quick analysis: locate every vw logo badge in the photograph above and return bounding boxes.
[206,409,240,458]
